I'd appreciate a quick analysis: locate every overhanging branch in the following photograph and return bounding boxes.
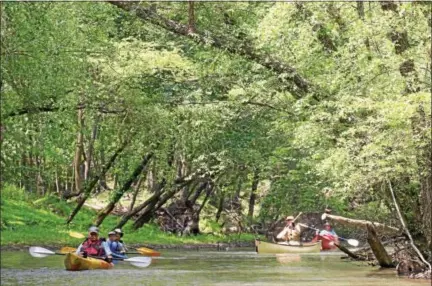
[108,1,318,99]
[4,103,126,119]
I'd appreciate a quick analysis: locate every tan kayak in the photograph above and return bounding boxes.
[255,240,321,254]
[64,253,113,271]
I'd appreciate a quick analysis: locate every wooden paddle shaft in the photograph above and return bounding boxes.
[292,212,303,223]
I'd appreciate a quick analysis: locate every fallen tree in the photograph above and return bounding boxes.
[322,213,400,268]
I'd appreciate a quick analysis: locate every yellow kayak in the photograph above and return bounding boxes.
[255,240,321,254]
[64,253,113,271]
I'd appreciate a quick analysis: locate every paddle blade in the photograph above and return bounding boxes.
[347,239,359,247]
[136,247,161,257]
[59,247,77,254]
[69,231,85,239]
[124,257,152,268]
[29,247,55,258]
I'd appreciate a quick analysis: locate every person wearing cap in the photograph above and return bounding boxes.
[276,215,301,245]
[75,226,113,263]
[107,231,127,261]
[314,222,339,250]
[114,228,128,252]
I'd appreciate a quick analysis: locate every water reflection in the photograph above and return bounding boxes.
[275,254,301,264]
[1,249,430,286]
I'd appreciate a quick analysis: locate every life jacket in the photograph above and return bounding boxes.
[312,232,337,250]
[283,225,301,241]
[81,237,106,257]
[119,239,128,251]
[107,240,122,253]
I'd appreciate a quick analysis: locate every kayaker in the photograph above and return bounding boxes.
[276,215,301,245]
[313,222,339,250]
[114,228,128,252]
[76,226,113,263]
[107,231,127,261]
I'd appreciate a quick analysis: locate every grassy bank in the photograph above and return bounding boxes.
[1,185,257,248]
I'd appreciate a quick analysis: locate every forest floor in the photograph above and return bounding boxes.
[0,190,258,249]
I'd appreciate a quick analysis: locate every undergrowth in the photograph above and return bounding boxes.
[1,184,257,247]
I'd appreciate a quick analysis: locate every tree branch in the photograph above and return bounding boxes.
[4,103,126,118]
[108,1,318,99]
[387,179,431,271]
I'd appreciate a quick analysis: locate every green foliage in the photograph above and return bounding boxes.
[1,2,430,247]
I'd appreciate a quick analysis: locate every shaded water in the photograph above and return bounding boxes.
[1,249,429,285]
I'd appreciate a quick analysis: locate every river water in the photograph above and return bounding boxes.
[1,249,429,286]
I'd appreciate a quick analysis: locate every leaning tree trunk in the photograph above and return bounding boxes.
[93,152,153,226]
[133,179,195,229]
[66,141,129,224]
[366,224,394,267]
[129,174,145,211]
[322,213,399,268]
[114,179,166,229]
[189,181,208,205]
[197,181,215,216]
[322,213,400,233]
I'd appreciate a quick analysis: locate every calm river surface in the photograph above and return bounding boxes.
[1,249,430,286]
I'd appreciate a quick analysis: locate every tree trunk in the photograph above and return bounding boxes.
[55,169,60,195]
[230,176,243,214]
[197,181,214,216]
[133,179,194,229]
[187,1,196,34]
[410,104,432,253]
[248,169,259,219]
[189,181,208,205]
[66,141,129,224]
[115,179,166,229]
[129,174,145,211]
[323,213,398,267]
[215,194,225,222]
[322,213,400,233]
[84,114,99,181]
[366,224,394,267]
[334,242,367,261]
[94,152,153,226]
[356,1,365,19]
[73,108,85,195]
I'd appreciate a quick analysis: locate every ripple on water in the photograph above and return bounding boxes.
[1,250,430,286]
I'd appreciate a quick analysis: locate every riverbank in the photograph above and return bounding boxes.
[0,190,258,248]
[1,241,255,252]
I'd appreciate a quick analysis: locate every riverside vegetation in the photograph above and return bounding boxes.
[0,1,431,278]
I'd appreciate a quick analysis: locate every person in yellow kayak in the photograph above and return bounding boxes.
[107,231,127,261]
[276,215,301,245]
[114,228,128,252]
[76,226,113,263]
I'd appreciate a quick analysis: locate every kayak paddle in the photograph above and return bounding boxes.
[59,246,160,256]
[29,247,152,268]
[68,231,86,239]
[298,223,360,247]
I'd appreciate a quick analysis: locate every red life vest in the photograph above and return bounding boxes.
[81,238,106,256]
[311,234,337,250]
[321,234,336,250]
